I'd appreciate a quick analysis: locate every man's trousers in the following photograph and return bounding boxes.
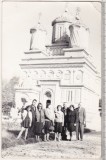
[76,122,84,140]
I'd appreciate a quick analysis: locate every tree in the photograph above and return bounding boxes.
[2,76,19,114]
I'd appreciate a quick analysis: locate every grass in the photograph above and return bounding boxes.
[2,119,47,149]
[2,134,25,149]
[2,120,25,149]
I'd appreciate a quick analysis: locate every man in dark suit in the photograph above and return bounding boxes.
[75,102,86,141]
[28,99,37,137]
[61,102,68,140]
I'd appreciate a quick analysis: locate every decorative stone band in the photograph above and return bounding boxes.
[20,63,84,69]
[20,57,97,73]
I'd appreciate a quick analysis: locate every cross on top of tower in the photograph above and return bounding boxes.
[64,2,69,13]
[38,12,42,24]
[75,7,81,20]
[76,7,81,14]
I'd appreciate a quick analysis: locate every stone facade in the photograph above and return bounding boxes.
[15,8,101,131]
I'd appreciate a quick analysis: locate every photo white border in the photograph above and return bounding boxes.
[0,0,103,160]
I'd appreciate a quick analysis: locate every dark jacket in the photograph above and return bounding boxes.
[30,105,36,122]
[67,108,76,123]
[62,107,67,127]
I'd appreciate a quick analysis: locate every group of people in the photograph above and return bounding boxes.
[16,99,86,142]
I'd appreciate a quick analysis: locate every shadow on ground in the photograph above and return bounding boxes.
[7,129,19,136]
[2,126,101,150]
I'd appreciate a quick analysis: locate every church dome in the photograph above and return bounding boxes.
[51,9,74,44]
[30,22,46,34]
[30,21,47,51]
[52,9,74,26]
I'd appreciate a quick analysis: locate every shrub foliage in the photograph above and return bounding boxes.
[2,76,19,114]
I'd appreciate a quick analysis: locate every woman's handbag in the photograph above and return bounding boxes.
[65,129,70,140]
[42,128,45,134]
[41,122,45,134]
[49,121,54,131]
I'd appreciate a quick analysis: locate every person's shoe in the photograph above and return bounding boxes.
[44,139,47,142]
[76,138,79,141]
[80,139,83,141]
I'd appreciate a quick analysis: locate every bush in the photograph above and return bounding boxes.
[2,76,19,115]
[2,76,19,105]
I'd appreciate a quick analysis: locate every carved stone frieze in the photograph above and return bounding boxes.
[56,70,63,79]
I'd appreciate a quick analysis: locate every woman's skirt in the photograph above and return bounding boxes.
[44,120,52,134]
[67,123,75,132]
[35,122,43,135]
[21,116,30,128]
[55,122,62,133]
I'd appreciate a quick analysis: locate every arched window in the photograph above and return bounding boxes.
[32,71,38,79]
[45,91,52,98]
[40,70,46,78]
[48,70,54,79]
[57,24,64,41]
[75,70,83,83]
[64,70,71,80]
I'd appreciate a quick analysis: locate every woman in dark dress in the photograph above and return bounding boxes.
[35,103,45,141]
[17,106,32,140]
[66,105,76,141]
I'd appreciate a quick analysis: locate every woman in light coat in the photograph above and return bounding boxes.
[44,103,55,141]
[54,105,64,141]
[16,106,32,140]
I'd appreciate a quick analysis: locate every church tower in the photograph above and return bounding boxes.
[30,13,47,52]
[69,8,89,50]
[51,8,74,44]
[46,8,74,56]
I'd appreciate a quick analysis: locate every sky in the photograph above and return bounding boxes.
[2,2,101,81]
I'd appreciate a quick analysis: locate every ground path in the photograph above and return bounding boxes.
[2,132,101,159]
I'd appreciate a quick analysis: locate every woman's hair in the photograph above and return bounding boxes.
[37,103,43,109]
[32,99,37,103]
[57,105,62,110]
[46,100,51,108]
[69,105,75,110]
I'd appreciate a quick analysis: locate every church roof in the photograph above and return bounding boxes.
[52,9,74,26]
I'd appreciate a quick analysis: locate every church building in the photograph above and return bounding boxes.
[15,8,101,130]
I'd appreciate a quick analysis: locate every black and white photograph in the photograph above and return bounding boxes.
[1,1,101,159]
